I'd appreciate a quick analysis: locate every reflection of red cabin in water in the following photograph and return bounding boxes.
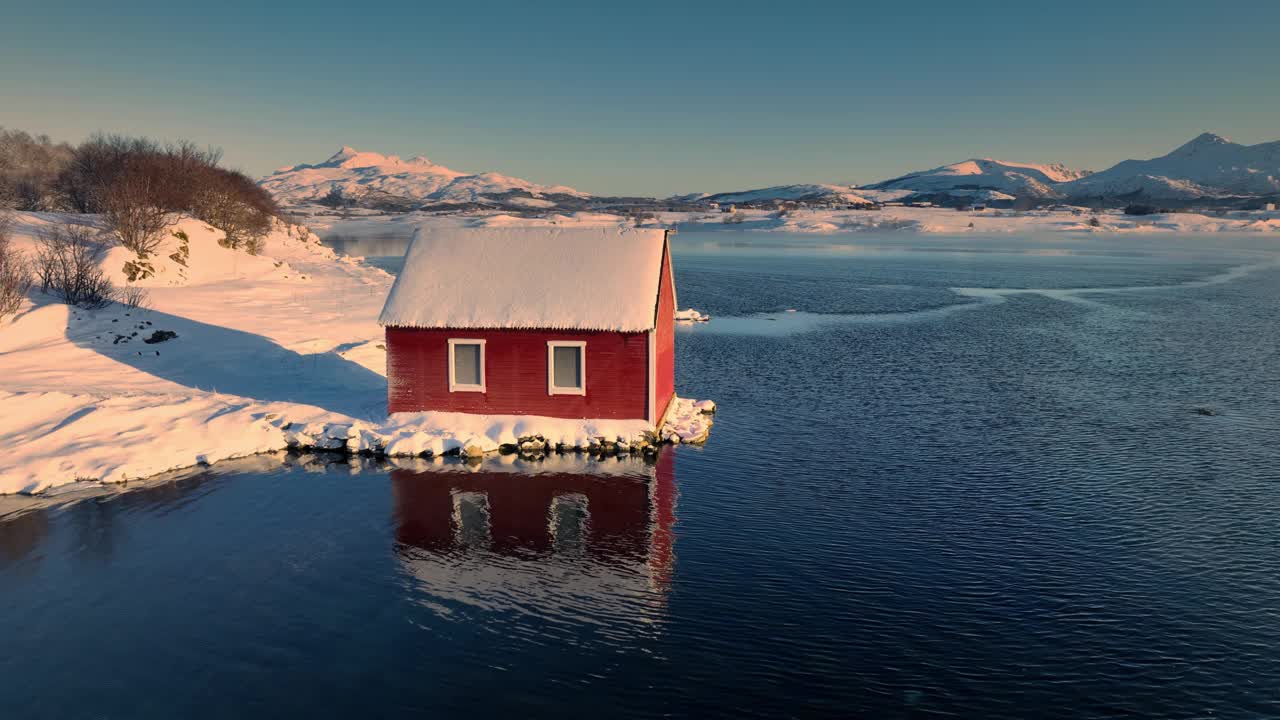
[379,227,677,423]
[393,451,677,589]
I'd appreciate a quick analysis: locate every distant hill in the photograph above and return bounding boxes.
[862,158,1090,199]
[700,134,1280,208]
[259,147,587,210]
[701,183,875,206]
[1061,133,1280,200]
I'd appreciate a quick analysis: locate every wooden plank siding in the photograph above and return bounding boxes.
[386,327,650,419]
[652,239,677,424]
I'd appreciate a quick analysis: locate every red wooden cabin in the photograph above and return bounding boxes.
[380,226,676,423]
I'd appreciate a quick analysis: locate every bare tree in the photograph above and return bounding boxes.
[97,166,170,256]
[120,284,151,310]
[35,223,115,308]
[0,211,32,318]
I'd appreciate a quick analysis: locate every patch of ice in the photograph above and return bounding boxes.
[674,308,710,323]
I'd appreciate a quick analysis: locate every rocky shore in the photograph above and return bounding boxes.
[279,396,717,461]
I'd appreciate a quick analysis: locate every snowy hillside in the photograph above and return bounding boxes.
[864,158,1090,199]
[260,147,587,207]
[1061,133,1280,199]
[703,184,875,206]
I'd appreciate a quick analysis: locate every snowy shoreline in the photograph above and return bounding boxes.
[0,211,715,495]
[303,204,1280,239]
[0,388,714,495]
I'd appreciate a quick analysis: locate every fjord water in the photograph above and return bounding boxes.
[4,230,1280,718]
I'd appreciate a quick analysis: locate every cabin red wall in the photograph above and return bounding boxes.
[386,327,649,419]
[653,242,676,422]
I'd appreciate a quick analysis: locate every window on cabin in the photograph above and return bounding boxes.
[547,341,586,395]
[448,339,485,392]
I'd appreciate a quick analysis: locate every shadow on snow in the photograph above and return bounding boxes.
[67,303,388,420]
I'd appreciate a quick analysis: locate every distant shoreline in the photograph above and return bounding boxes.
[297,205,1280,239]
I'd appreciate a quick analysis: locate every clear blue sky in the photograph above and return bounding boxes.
[3,0,1277,196]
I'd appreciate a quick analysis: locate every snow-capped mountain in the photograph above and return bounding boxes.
[265,133,1280,213]
[863,158,1090,199]
[1060,133,1280,199]
[702,184,875,206]
[260,147,587,207]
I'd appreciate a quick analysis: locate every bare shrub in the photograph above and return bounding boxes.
[60,134,277,254]
[242,234,266,255]
[35,223,115,308]
[120,284,151,310]
[58,134,159,213]
[97,165,170,256]
[0,212,32,318]
[192,173,273,252]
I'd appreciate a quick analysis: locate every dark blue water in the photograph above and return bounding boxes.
[4,230,1280,718]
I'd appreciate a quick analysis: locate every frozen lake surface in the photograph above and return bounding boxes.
[3,230,1279,718]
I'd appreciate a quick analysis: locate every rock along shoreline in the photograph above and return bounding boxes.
[281,397,717,461]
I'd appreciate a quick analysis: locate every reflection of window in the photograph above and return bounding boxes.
[448,339,485,392]
[451,490,491,548]
[549,493,590,551]
[547,341,586,395]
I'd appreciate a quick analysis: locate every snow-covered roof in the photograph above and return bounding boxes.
[379,226,669,332]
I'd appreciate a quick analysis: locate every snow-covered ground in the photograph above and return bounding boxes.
[0,213,710,495]
[0,214,384,493]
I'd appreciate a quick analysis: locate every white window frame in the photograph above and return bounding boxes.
[447,338,486,393]
[547,340,586,396]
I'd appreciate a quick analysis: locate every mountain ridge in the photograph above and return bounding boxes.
[864,158,1091,199]
[1060,132,1280,199]
[259,133,1280,211]
[259,147,587,208]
